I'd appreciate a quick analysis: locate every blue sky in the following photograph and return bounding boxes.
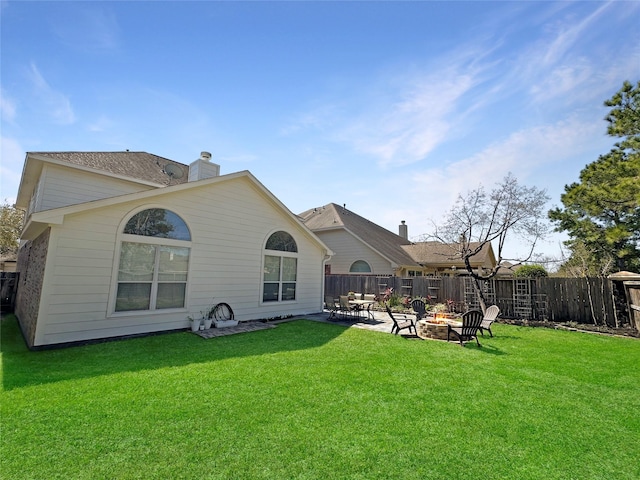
[1,1,639,263]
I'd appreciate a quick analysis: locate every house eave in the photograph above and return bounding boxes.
[19,169,333,255]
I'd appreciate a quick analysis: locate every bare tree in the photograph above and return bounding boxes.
[429,173,550,311]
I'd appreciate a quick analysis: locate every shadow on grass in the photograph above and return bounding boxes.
[473,344,507,355]
[398,332,509,355]
[1,315,347,391]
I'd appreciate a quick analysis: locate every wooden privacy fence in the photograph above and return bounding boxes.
[325,275,630,328]
[1,272,19,312]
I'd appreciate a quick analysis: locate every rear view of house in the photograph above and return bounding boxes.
[14,151,331,348]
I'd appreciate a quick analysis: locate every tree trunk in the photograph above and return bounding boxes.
[472,276,488,313]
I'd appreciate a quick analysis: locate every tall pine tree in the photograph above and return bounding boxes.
[549,81,640,273]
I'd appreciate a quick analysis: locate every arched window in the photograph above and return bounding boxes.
[124,208,191,240]
[265,230,297,252]
[263,231,298,302]
[350,260,372,273]
[115,209,191,312]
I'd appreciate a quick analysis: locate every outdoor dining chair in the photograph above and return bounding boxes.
[325,295,339,320]
[339,295,356,319]
[447,310,483,347]
[385,304,417,336]
[479,305,500,337]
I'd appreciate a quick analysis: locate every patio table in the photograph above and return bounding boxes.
[349,299,376,319]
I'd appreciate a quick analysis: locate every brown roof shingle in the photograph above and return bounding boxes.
[402,241,493,266]
[300,203,496,269]
[30,151,189,186]
[299,203,419,267]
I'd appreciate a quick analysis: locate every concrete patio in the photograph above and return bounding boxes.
[192,308,402,339]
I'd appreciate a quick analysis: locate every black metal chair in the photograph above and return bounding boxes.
[385,304,417,336]
[447,310,483,347]
[479,305,500,337]
[411,299,427,322]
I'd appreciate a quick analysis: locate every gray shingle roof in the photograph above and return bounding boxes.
[30,151,189,185]
[299,203,420,267]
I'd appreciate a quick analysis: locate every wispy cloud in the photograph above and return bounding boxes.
[539,2,611,67]
[28,62,76,125]
[515,1,639,107]
[0,136,25,204]
[50,6,120,53]
[280,104,339,136]
[389,115,604,238]
[337,48,496,168]
[0,89,17,123]
[87,115,114,133]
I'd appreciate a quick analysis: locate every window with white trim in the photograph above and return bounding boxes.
[115,209,191,312]
[263,231,297,302]
[349,260,372,273]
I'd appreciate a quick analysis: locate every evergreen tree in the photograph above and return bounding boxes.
[549,81,640,273]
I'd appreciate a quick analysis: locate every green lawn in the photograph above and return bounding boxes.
[1,315,639,479]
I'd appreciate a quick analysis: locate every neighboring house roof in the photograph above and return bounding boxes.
[299,203,419,268]
[16,151,189,210]
[300,203,498,271]
[402,241,495,267]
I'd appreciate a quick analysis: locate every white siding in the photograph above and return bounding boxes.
[317,230,392,275]
[35,177,326,346]
[36,164,153,212]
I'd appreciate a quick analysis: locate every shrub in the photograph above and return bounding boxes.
[515,264,548,278]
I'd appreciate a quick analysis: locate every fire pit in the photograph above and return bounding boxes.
[417,315,462,340]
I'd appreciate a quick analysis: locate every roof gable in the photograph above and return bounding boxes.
[300,203,418,267]
[23,170,332,256]
[16,151,190,209]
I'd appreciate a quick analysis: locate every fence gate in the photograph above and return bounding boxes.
[624,281,640,330]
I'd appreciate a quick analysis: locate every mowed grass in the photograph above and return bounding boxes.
[1,315,639,480]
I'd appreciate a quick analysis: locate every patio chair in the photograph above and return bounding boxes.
[339,295,356,319]
[447,310,483,347]
[479,305,500,337]
[385,304,417,336]
[363,294,376,319]
[325,295,339,320]
[411,299,427,322]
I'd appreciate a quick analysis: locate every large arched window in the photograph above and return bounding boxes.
[350,260,372,273]
[263,231,297,302]
[115,208,191,312]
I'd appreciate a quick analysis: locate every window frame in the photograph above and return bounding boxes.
[111,207,192,315]
[349,260,372,273]
[262,231,298,303]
